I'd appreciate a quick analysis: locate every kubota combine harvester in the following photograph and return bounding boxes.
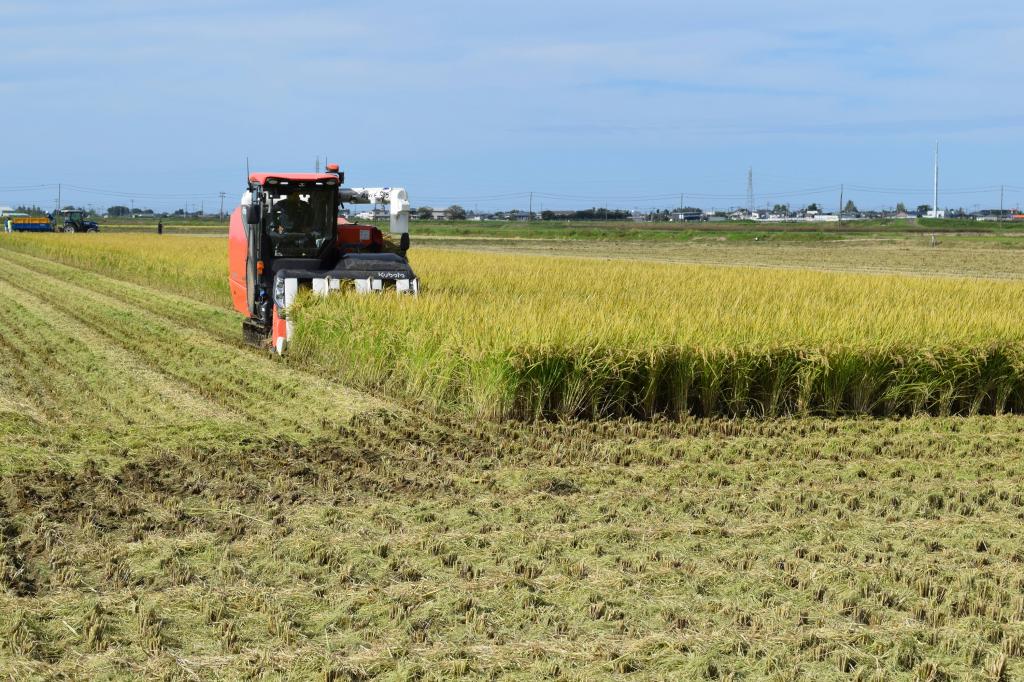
[228,163,417,353]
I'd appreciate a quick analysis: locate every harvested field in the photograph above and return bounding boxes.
[419,234,1024,281]
[1,237,1024,678]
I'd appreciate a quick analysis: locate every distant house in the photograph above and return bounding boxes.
[673,209,704,222]
[971,209,1012,222]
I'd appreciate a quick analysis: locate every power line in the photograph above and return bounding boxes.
[2,178,1020,213]
[60,183,222,199]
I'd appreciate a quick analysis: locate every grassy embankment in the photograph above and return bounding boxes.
[97,216,1024,241]
[403,217,1024,242]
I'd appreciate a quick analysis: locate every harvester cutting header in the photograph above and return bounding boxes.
[228,163,417,353]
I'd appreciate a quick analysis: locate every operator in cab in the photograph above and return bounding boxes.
[273,192,312,233]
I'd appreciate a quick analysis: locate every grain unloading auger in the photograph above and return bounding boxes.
[228,164,418,353]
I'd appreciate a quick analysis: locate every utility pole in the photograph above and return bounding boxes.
[680,192,684,212]
[315,156,320,173]
[838,184,844,229]
[56,183,61,214]
[1000,185,1005,226]
[933,141,939,218]
[528,191,533,222]
[219,192,226,220]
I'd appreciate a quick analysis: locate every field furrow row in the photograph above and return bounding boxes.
[0,247,238,342]
[0,250,380,444]
[0,277,240,427]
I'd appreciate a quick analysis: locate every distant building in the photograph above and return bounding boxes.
[971,209,1013,222]
[673,209,704,222]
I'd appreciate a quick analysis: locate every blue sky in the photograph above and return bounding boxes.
[1,0,1022,212]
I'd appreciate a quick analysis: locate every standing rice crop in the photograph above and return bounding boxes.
[7,234,1024,420]
[290,249,1024,419]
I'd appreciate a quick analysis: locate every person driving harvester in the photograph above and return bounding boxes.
[273,191,312,233]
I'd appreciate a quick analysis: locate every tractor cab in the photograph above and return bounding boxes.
[262,182,339,259]
[60,209,99,233]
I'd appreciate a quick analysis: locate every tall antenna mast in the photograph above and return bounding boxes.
[746,167,754,214]
[933,142,939,218]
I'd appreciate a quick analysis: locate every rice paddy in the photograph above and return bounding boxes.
[8,233,1024,421]
[2,233,1024,679]
[294,250,1024,419]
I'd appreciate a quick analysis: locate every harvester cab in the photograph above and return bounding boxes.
[228,164,417,353]
[59,209,99,233]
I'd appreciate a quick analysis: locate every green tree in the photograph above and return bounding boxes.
[108,205,131,217]
[916,204,931,216]
[895,202,907,214]
[806,203,819,212]
[843,200,858,214]
[446,205,467,220]
[416,206,434,220]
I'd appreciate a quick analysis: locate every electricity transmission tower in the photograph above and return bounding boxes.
[746,167,754,214]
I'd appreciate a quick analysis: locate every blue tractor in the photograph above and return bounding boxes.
[59,209,99,233]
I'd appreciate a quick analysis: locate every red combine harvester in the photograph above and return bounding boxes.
[228,164,417,353]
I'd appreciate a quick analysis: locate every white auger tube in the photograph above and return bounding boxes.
[339,187,410,234]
